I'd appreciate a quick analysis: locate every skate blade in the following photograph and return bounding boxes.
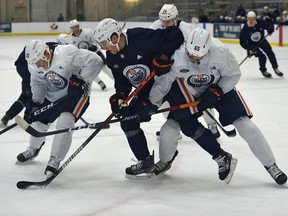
[224,158,238,184]
[125,173,154,179]
[15,158,36,165]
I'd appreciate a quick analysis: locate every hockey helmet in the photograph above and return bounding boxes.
[56,33,71,45]
[247,11,256,18]
[69,19,79,28]
[25,39,49,64]
[94,18,122,46]
[159,4,178,21]
[186,28,211,58]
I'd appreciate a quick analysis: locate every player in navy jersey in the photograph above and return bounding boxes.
[0,42,57,127]
[94,18,184,178]
[239,11,283,78]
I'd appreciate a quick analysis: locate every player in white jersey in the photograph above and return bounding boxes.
[16,39,103,178]
[69,19,113,90]
[146,28,287,185]
[151,4,220,140]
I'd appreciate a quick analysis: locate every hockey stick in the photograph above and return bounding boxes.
[239,25,280,67]
[80,117,109,129]
[17,71,156,189]
[15,100,200,137]
[204,110,237,137]
[0,96,68,136]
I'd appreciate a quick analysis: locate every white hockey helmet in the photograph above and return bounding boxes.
[25,39,49,64]
[69,19,79,28]
[247,11,256,18]
[56,33,70,45]
[94,18,121,45]
[186,28,211,60]
[159,4,178,21]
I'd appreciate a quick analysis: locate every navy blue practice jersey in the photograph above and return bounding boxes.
[106,26,184,98]
[239,20,272,49]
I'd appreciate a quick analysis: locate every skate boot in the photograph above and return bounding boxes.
[125,152,154,178]
[208,123,220,138]
[98,80,107,90]
[45,156,61,179]
[273,68,283,77]
[149,150,178,176]
[1,114,11,127]
[265,163,287,185]
[214,150,237,184]
[156,131,182,141]
[17,142,45,162]
[261,70,272,78]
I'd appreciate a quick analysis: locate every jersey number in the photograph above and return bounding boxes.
[194,46,200,51]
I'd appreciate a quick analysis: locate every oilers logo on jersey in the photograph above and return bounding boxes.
[250,31,261,42]
[45,71,68,90]
[123,64,149,86]
[187,74,214,87]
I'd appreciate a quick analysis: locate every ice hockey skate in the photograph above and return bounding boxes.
[265,163,287,186]
[208,123,220,138]
[45,156,61,179]
[149,150,178,176]
[16,142,45,163]
[273,68,283,77]
[125,152,154,179]
[214,150,237,184]
[261,70,272,78]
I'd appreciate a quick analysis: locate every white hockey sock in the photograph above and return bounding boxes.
[159,119,180,162]
[29,121,50,149]
[233,116,275,167]
[50,112,75,160]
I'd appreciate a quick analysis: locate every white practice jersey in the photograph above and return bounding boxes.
[70,28,96,49]
[150,38,241,107]
[150,19,194,42]
[28,44,103,103]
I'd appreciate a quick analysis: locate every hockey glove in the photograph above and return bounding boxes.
[198,84,223,111]
[24,101,42,123]
[152,53,174,76]
[267,24,274,35]
[137,98,158,122]
[68,75,90,98]
[109,92,128,117]
[247,49,254,58]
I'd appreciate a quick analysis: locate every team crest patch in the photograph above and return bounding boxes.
[250,32,261,42]
[45,71,67,90]
[123,64,149,85]
[187,74,214,87]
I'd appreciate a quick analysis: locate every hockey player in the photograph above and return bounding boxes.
[145,28,287,186]
[239,11,283,78]
[0,42,57,127]
[94,18,184,178]
[151,4,220,139]
[16,39,103,178]
[69,19,111,90]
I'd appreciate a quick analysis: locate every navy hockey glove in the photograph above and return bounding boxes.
[24,101,42,123]
[152,53,174,76]
[68,75,90,98]
[267,24,274,35]
[137,99,158,122]
[109,92,128,117]
[198,84,223,111]
[247,49,254,58]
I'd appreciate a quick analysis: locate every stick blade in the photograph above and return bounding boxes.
[17,180,49,190]
[15,116,29,130]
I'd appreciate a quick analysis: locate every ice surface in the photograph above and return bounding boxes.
[0,36,288,216]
